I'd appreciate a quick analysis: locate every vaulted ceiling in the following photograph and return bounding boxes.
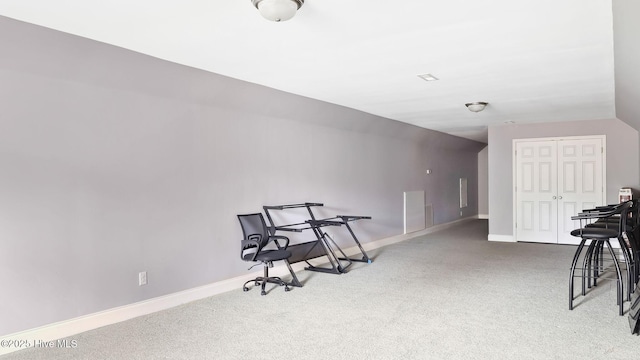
[0,0,619,142]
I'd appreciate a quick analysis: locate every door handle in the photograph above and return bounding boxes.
[558,196,563,200]
[553,196,557,200]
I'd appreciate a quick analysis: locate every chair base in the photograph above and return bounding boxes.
[242,259,302,296]
[243,276,292,296]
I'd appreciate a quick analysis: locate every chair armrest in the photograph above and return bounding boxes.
[241,239,260,261]
[573,207,619,220]
[573,201,633,223]
[269,235,290,249]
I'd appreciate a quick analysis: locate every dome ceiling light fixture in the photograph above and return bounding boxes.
[465,102,488,113]
[252,0,304,22]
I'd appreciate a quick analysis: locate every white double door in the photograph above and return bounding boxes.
[515,136,605,245]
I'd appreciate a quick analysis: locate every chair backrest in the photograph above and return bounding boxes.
[629,199,639,228]
[237,213,271,251]
[618,200,634,230]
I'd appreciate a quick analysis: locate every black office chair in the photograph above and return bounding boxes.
[237,213,297,295]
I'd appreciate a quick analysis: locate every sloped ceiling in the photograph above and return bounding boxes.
[0,0,618,142]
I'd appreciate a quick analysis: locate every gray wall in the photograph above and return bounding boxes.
[478,146,489,217]
[612,0,640,178]
[488,119,639,237]
[0,16,483,335]
[613,0,640,130]
[423,137,483,223]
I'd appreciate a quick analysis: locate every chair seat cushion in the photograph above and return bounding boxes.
[570,227,618,239]
[255,249,292,262]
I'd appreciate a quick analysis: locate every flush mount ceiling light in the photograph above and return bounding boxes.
[465,102,488,113]
[252,0,304,22]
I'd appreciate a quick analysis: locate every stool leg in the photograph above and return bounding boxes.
[583,240,596,293]
[619,237,634,301]
[605,239,624,316]
[570,239,588,310]
[594,241,603,286]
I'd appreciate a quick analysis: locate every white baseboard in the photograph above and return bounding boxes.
[0,272,261,356]
[488,234,515,242]
[0,216,480,356]
[478,214,489,219]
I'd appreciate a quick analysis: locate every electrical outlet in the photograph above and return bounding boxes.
[138,271,147,286]
[460,210,463,217]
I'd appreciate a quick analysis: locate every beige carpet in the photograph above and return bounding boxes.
[3,220,638,359]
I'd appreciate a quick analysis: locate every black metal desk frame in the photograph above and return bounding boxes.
[263,202,372,275]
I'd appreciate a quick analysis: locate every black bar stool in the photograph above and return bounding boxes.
[569,201,633,316]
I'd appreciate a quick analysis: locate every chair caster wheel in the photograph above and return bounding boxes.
[243,287,249,292]
[284,287,290,292]
[255,281,260,286]
[261,291,266,296]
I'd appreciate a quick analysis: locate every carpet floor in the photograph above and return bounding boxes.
[3,220,639,359]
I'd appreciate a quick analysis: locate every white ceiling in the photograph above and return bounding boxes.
[0,0,617,143]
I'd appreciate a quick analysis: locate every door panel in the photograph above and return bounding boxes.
[516,141,558,243]
[539,201,553,231]
[557,138,604,244]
